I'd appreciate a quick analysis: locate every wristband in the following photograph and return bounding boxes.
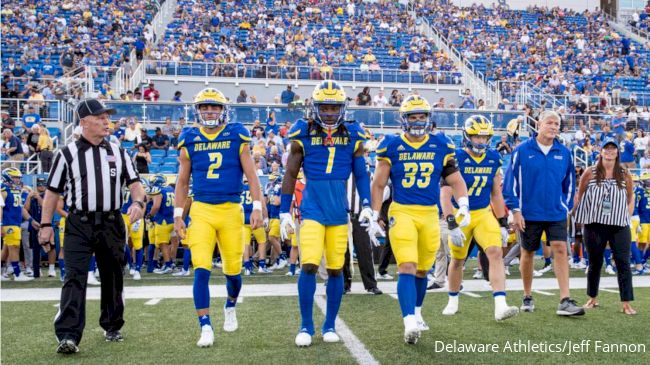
[280,193,293,214]
[173,207,184,218]
[498,217,508,228]
[457,196,469,209]
[133,200,145,209]
[446,215,459,230]
[40,223,52,228]
[252,200,263,211]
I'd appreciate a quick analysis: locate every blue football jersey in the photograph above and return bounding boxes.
[122,190,132,214]
[241,182,254,225]
[288,119,368,225]
[456,148,501,210]
[153,186,175,224]
[633,186,643,216]
[638,187,650,223]
[178,123,251,204]
[376,133,456,206]
[265,179,282,219]
[1,183,23,226]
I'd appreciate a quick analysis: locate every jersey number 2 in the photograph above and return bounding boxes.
[402,162,434,188]
[207,152,223,179]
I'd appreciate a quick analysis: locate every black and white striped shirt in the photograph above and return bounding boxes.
[574,168,630,227]
[46,136,140,212]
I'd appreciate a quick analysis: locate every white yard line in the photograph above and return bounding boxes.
[389,294,399,300]
[460,291,481,298]
[4,277,650,302]
[313,296,380,365]
[599,288,619,294]
[144,298,161,305]
[532,290,554,296]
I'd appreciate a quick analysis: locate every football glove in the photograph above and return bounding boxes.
[364,210,385,247]
[279,213,295,241]
[446,215,465,248]
[455,196,471,228]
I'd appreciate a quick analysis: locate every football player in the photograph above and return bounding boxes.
[635,173,650,273]
[149,174,175,274]
[121,178,147,280]
[56,196,68,281]
[371,95,469,344]
[266,173,288,271]
[280,80,374,347]
[241,175,268,275]
[174,88,263,348]
[441,115,519,321]
[286,170,305,277]
[1,168,33,281]
[173,180,194,277]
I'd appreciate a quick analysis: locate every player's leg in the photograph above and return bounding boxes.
[387,203,420,344]
[445,224,471,316]
[414,207,440,331]
[321,224,349,342]
[58,217,66,281]
[215,202,245,333]
[186,202,219,347]
[548,220,584,316]
[242,225,253,275]
[295,219,326,346]
[286,230,300,276]
[146,221,157,273]
[630,219,645,273]
[3,226,32,281]
[254,227,271,273]
[473,210,518,321]
[130,219,145,280]
[519,221,544,312]
[153,223,174,274]
[169,232,180,270]
[268,218,287,269]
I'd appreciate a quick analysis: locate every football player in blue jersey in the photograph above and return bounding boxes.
[174,88,263,348]
[441,115,519,321]
[280,80,376,347]
[56,196,68,281]
[1,168,33,281]
[122,178,147,280]
[266,173,288,271]
[635,173,650,273]
[371,95,470,344]
[241,175,269,275]
[149,174,176,274]
[173,180,194,277]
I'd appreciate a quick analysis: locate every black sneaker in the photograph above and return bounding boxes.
[367,287,383,295]
[557,298,586,316]
[104,330,124,342]
[343,287,351,294]
[521,296,535,312]
[56,339,79,354]
[427,282,444,290]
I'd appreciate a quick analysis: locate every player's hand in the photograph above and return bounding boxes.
[358,207,374,225]
[455,197,471,228]
[263,218,269,230]
[38,226,54,252]
[631,215,641,233]
[512,211,525,232]
[500,227,509,247]
[174,217,187,240]
[128,203,144,223]
[280,212,295,241]
[364,210,385,247]
[448,227,465,248]
[250,209,263,230]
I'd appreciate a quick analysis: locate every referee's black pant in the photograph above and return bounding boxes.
[344,218,378,291]
[55,210,126,344]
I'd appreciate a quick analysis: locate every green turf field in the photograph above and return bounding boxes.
[2,287,648,365]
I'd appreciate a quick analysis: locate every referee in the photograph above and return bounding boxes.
[38,98,145,354]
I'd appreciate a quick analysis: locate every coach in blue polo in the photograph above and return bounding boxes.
[503,110,585,317]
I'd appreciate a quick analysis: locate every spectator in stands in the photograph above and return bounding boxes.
[136,128,152,150]
[620,133,636,169]
[144,83,160,102]
[252,151,268,174]
[237,90,248,103]
[612,109,627,137]
[172,91,183,102]
[1,111,15,132]
[389,90,403,107]
[433,97,446,109]
[59,50,75,74]
[506,116,522,144]
[134,144,152,174]
[266,130,284,152]
[266,145,282,166]
[26,124,41,156]
[281,86,296,105]
[634,130,648,163]
[279,121,291,138]
[124,118,142,142]
[112,118,126,141]
[151,127,170,150]
[22,105,41,130]
[640,150,650,169]
[495,135,512,157]
[161,118,173,136]
[135,37,146,61]
[460,89,476,109]
[372,90,389,107]
[170,128,181,149]
[265,113,279,136]
[1,128,23,168]
[356,87,372,106]
[37,125,54,172]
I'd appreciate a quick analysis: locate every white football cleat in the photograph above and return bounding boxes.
[14,273,34,282]
[285,271,296,276]
[129,268,136,276]
[223,307,238,332]
[276,259,288,269]
[375,273,394,280]
[132,271,141,280]
[442,297,459,316]
[196,325,214,347]
[504,266,511,276]
[48,267,56,277]
[243,268,252,276]
[472,269,483,279]
[605,265,616,275]
[172,269,191,277]
[87,272,101,285]
[495,306,520,321]
[295,331,312,347]
[322,331,340,343]
[403,315,420,345]
[415,315,429,331]
[258,267,272,274]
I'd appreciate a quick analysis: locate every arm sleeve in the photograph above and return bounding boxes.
[353,155,371,208]
[502,149,521,210]
[46,150,68,193]
[563,152,576,211]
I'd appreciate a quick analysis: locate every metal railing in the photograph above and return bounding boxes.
[103,100,524,130]
[140,60,464,87]
[1,98,64,123]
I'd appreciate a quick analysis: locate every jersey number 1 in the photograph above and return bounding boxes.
[325,147,336,174]
[468,176,488,196]
[207,152,223,179]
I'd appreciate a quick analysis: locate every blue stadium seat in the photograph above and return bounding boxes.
[150,150,166,158]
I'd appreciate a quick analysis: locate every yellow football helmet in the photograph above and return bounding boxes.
[2,167,22,188]
[311,80,347,129]
[463,115,494,154]
[399,94,432,136]
[194,87,229,127]
[642,172,650,188]
[632,174,640,183]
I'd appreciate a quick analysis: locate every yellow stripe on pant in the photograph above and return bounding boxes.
[298,219,347,269]
[187,201,244,275]
[122,214,144,250]
[59,217,66,248]
[387,202,440,271]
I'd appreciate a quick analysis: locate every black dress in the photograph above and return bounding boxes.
[135,154,149,173]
